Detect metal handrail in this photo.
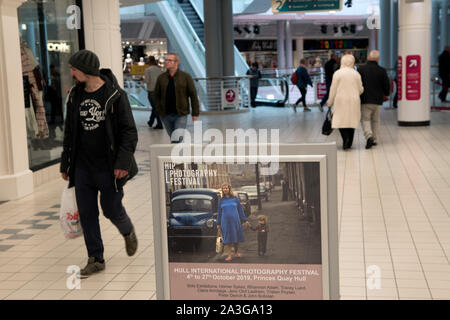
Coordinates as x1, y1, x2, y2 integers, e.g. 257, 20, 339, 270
193, 75, 252, 81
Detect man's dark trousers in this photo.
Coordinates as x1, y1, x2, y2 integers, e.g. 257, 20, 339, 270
75, 166, 133, 260
250, 86, 258, 107
148, 91, 162, 127
320, 82, 332, 107
439, 74, 449, 102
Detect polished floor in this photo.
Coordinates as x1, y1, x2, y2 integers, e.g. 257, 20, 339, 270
0, 104, 450, 300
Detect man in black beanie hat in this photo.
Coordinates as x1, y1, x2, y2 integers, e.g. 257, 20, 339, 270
61, 49, 139, 277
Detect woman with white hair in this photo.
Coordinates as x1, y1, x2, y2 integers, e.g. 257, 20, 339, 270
327, 54, 364, 150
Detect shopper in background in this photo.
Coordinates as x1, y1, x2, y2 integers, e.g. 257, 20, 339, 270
438, 45, 450, 103
358, 50, 390, 149
144, 56, 163, 129
293, 58, 313, 112
328, 54, 364, 150
61, 50, 139, 276
154, 52, 199, 143
246, 62, 262, 108
320, 53, 339, 111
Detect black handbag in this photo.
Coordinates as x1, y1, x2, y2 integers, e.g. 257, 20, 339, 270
322, 109, 333, 136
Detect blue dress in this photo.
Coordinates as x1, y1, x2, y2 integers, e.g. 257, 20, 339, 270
217, 197, 247, 244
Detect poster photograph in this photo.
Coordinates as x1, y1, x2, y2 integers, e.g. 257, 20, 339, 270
157, 155, 329, 300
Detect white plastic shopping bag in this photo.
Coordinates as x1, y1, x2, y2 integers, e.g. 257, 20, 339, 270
59, 186, 83, 239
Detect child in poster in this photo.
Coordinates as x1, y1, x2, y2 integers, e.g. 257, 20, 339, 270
251, 215, 269, 256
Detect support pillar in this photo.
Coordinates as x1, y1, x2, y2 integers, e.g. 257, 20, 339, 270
398, 0, 431, 126
391, 0, 399, 70
277, 20, 286, 69
294, 38, 303, 67
369, 28, 378, 52
440, 0, 448, 52
221, 0, 234, 76
379, 0, 391, 68
285, 21, 293, 69
204, 0, 222, 77
431, 0, 440, 67
0, 0, 33, 201
82, 0, 123, 87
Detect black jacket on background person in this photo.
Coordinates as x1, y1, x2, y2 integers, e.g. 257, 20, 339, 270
60, 68, 138, 190
357, 61, 391, 105
439, 50, 450, 78
324, 59, 338, 84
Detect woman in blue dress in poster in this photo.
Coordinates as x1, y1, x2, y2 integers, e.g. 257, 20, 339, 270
217, 184, 250, 261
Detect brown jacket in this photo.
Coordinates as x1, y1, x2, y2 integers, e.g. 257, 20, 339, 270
154, 69, 200, 117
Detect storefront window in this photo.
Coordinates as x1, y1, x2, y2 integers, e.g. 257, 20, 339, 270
121, 40, 167, 108
18, 0, 83, 171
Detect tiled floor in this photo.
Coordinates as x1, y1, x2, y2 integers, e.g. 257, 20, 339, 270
0, 104, 450, 300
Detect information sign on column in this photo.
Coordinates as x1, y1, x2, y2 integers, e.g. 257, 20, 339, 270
317, 83, 327, 100
397, 56, 402, 101
405, 55, 421, 101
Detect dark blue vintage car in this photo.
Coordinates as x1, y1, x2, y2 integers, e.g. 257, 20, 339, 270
167, 189, 219, 249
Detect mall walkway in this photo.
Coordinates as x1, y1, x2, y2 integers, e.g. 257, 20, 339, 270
0, 105, 450, 300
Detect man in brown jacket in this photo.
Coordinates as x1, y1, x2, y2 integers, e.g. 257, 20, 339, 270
154, 53, 199, 143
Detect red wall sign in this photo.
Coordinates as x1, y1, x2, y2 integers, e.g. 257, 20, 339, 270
397, 56, 402, 101
316, 83, 327, 100
406, 55, 421, 100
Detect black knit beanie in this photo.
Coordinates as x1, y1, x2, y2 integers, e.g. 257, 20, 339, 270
69, 50, 100, 76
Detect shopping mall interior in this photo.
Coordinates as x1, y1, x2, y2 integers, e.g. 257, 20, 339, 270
0, 0, 449, 301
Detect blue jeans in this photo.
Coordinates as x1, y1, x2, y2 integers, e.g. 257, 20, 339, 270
161, 114, 188, 143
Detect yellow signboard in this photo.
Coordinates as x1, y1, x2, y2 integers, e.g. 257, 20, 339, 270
131, 64, 149, 76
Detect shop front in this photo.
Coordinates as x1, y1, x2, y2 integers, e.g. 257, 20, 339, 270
235, 39, 278, 69
303, 38, 369, 67
121, 39, 167, 109
18, 0, 84, 171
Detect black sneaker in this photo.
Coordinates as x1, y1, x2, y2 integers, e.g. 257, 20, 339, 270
80, 257, 105, 277
124, 228, 138, 256
154, 125, 163, 129
147, 120, 154, 128
366, 137, 375, 149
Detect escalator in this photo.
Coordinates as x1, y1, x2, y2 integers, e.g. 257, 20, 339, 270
144, 0, 249, 77
178, 1, 204, 44
255, 77, 289, 107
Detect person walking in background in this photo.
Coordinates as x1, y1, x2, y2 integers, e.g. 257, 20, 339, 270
217, 184, 250, 262
246, 62, 262, 108
61, 50, 139, 276
320, 53, 339, 111
154, 53, 199, 143
144, 56, 163, 129
328, 54, 364, 150
294, 58, 313, 112
438, 46, 450, 103
250, 215, 269, 256
358, 50, 390, 149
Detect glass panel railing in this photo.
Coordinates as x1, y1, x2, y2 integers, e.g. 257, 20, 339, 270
255, 77, 289, 107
